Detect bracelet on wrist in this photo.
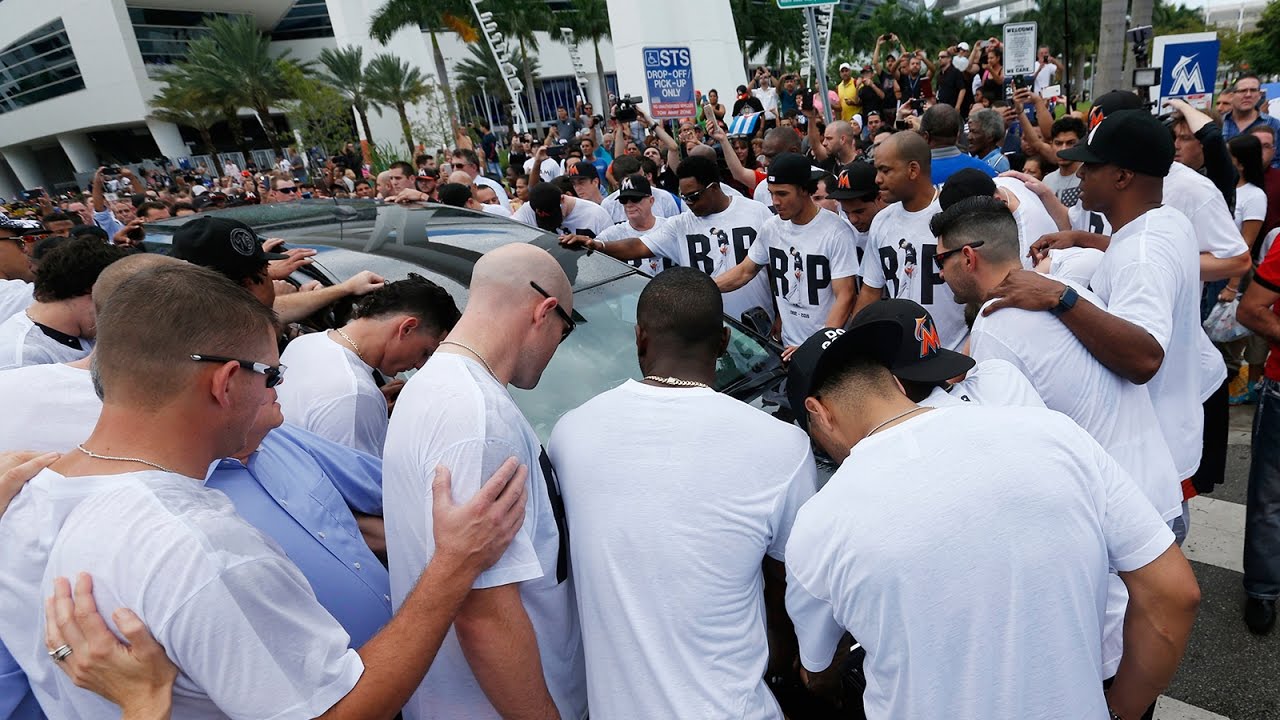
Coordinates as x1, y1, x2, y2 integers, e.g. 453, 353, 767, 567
1226, 286, 1240, 293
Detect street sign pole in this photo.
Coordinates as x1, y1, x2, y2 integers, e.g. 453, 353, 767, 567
805, 7, 833, 125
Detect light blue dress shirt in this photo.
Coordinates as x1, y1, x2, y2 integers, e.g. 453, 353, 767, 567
91, 209, 123, 241
206, 423, 392, 649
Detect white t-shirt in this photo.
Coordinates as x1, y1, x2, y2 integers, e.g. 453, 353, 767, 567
1047, 247, 1105, 287
548, 380, 820, 720
597, 215, 674, 276
1032, 61, 1058, 94
785, 405, 1174, 720
524, 157, 565, 183
277, 331, 388, 457
641, 196, 776, 323
749, 208, 859, 347
382, 353, 586, 720
971, 279, 1183, 522
0, 312, 92, 371
480, 202, 511, 217
1069, 201, 1112, 235
753, 179, 774, 208
0, 279, 32, 323
862, 198, 968, 351
473, 174, 512, 211
920, 358, 1046, 409
753, 86, 780, 119
0, 363, 97, 452
0, 469, 364, 719
600, 187, 682, 221
1091, 206, 1206, 479
1165, 161, 1248, 262
1235, 182, 1268, 230
995, 176, 1059, 268
511, 197, 614, 238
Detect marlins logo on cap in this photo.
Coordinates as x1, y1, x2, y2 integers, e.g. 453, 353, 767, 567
229, 227, 258, 256
914, 316, 941, 359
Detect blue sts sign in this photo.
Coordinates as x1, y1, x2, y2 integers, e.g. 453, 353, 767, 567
643, 47, 695, 119
1159, 38, 1219, 110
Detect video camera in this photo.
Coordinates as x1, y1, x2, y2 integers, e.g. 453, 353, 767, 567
614, 95, 643, 123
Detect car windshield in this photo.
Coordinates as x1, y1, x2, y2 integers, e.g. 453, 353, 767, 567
509, 274, 777, 441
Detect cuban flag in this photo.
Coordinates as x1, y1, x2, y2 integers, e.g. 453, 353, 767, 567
727, 112, 761, 136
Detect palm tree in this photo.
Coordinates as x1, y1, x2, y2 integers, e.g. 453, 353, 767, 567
317, 45, 377, 148
453, 44, 541, 125
150, 73, 222, 157
365, 54, 430, 155
180, 15, 305, 156
553, 0, 611, 109
490, 0, 551, 134
158, 58, 251, 158
369, 0, 472, 135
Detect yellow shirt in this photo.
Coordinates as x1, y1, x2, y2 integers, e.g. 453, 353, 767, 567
837, 78, 861, 122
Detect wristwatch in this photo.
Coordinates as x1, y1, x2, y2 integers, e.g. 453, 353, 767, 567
1049, 285, 1079, 317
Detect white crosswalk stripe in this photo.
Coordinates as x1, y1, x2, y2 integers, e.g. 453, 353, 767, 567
1155, 695, 1233, 720
1182, 496, 1246, 574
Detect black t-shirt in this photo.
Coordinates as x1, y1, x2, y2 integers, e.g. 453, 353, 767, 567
935, 66, 966, 107
897, 73, 933, 102
732, 95, 765, 116
878, 71, 897, 105
859, 82, 884, 114
507, 151, 529, 173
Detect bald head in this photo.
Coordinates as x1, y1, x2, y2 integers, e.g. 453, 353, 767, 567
688, 144, 717, 161
470, 244, 571, 312
884, 131, 931, 171
763, 127, 803, 156
828, 121, 856, 142
93, 253, 184, 313
448, 170, 473, 185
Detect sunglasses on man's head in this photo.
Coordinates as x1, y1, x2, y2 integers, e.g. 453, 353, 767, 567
530, 281, 575, 342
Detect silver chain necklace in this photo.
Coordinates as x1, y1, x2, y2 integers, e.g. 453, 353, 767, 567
76, 444, 178, 475
863, 406, 928, 440
643, 375, 711, 389
439, 340, 498, 380
333, 327, 363, 360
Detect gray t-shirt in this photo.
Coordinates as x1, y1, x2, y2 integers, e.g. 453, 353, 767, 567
1041, 168, 1082, 207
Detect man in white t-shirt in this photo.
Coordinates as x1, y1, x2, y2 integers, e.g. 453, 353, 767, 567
939, 168, 1057, 269
549, 267, 819, 720
278, 275, 459, 456
1032, 47, 1061, 95
855, 130, 967, 350
451, 148, 511, 211
753, 75, 780, 122
592, 175, 673, 276
565, 160, 606, 205
782, 323, 1200, 720
525, 144, 566, 183
0, 262, 529, 719
0, 238, 126, 371
383, 244, 587, 720
752, 128, 805, 208
1040, 116, 1088, 207
987, 109, 1209, 531
512, 183, 613, 240
715, 153, 858, 356
0, 216, 39, 323
561, 156, 776, 324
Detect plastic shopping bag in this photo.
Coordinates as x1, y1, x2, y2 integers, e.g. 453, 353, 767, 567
1204, 298, 1252, 343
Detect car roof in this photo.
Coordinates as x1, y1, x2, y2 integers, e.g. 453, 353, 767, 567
145, 199, 636, 303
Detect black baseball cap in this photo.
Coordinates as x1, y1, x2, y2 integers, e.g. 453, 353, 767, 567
786, 327, 853, 430
938, 167, 997, 210
826, 162, 879, 201
766, 152, 825, 187
617, 174, 652, 201
171, 215, 285, 278
567, 161, 599, 182
847, 299, 974, 383
527, 183, 564, 232
1087, 90, 1144, 131
0, 215, 45, 235
1057, 108, 1174, 178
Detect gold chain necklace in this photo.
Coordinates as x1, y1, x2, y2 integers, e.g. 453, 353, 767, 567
333, 327, 363, 360
439, 340, 497, 379
643, 375, 711, 389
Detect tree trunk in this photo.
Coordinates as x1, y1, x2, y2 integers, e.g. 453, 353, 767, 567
396, 103, 415, 156
225, 107, 251, 159
429, 30, 461, 136
199, 127, 216, 158
1095, 0, 1129, 100
593, 39, 610, 112
357, 106, 375, 151
519, 37, 544, 139
255, 102, 283, 157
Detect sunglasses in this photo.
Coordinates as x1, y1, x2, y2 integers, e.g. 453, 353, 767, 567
933, 240, 985, 271
276, 186, 298, 194
619, 196, 646, 205
679, 188, 705, 204
530, 281, 575, 342
190, 354, 286, 388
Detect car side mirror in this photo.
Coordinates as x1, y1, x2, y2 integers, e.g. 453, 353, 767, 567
740, 307, 772, 338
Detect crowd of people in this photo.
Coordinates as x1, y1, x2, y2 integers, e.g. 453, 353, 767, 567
2, 34, 1280, 720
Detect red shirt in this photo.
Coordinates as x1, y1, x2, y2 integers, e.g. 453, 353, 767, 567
1254, 243, 1280, 381
1261, 167, 1280, 256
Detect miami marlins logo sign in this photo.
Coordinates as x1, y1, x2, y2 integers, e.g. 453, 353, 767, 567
914, 315, 940, 358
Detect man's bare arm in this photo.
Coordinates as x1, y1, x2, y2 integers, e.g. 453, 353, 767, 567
1199, 251, 1252, 282
716, 258, 765, 293
823, 276, 857, 329
851, 281, 884, 320
559, 234, 655, 261
1109, 545, 1200, 719
709, 120, 760, 190
455, 585, 559, 720
274, 271, 385, 324
1239, 281, 1280, 345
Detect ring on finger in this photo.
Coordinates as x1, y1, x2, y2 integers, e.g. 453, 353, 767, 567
48, 644, 72, 662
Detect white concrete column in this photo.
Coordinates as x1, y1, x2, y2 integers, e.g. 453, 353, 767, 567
56, 132, 99, 174
146, 119, 189, 160
606, 0, 742, 120
1, 146, 46, 190
0, 158, 19, 203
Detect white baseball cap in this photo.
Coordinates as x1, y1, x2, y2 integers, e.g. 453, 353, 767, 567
957, 42, 971, 51
839, 62, 853, 71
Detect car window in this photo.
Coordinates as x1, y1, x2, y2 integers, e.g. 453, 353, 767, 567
508, 274, 776, 442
